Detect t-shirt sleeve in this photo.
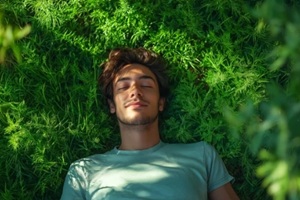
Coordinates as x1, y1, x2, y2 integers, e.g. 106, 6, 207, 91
61, 161, 87, 200
204, 142, 234, 192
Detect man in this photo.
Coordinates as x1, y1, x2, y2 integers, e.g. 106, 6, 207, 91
61, 48, 239, 200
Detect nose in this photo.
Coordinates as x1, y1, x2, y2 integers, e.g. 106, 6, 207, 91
130, 85, 143, 98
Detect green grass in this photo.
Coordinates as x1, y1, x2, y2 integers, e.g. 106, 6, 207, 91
1, 0, 299, 199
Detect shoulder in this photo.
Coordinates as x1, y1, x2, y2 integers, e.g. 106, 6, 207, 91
163, 141, 214, 152
162, 141, 222, 165
67, 151, 112, 176
70, 154, 102, 166
160, 141, 217, 160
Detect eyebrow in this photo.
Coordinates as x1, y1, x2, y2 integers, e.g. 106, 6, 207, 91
115, 75, 156, 85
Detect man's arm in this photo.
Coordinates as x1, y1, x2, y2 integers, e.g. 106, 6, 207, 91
61, 162, 87, 200
208, 183, 239, 200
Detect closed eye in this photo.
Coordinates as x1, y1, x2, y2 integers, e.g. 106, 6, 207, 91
141, 85, 152, 88
117, 86, 129, 91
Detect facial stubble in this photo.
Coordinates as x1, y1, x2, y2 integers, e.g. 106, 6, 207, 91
117, 112, 159, 126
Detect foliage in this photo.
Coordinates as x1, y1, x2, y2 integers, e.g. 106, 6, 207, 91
225, 0, 300, 199
0, 0, 296, 199
0, 11, 31, 63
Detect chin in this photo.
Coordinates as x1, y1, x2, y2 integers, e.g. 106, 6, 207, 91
118, 115, 157, 126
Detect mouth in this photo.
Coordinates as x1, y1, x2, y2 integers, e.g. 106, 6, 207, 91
126, 102, 147, 109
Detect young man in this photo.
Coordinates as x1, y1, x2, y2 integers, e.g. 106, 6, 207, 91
61, 48, 239, 200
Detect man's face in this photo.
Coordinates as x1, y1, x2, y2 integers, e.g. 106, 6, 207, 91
109, 64, 165, 126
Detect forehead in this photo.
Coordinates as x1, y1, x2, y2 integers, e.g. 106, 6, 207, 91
114, 64, 157, 82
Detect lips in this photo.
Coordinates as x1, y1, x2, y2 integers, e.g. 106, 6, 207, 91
125, 101, 147, 108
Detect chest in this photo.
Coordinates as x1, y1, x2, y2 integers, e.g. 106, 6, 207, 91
86, 160, 208, 199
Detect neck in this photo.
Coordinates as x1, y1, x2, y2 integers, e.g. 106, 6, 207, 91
118, 119, 160, 150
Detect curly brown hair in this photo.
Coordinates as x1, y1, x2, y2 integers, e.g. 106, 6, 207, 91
98, 48, 169, 102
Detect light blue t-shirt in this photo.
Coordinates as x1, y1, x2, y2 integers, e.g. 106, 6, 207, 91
61, 141, 233, 200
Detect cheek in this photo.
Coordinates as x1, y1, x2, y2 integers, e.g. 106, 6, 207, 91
114, 94, 126, 107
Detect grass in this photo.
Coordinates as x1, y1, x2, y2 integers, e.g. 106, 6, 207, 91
1, 0, 299, 199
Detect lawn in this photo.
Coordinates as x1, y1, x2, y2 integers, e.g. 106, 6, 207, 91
0, 0, 299, 199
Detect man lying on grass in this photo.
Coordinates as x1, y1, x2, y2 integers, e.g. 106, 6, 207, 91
61, 48, 239, 200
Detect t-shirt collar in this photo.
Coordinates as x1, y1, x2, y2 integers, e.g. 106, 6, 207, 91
111, 140, 164, 155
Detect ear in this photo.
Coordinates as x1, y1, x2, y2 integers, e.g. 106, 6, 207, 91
108, 99, 116, 114
158, 97, 165, 112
